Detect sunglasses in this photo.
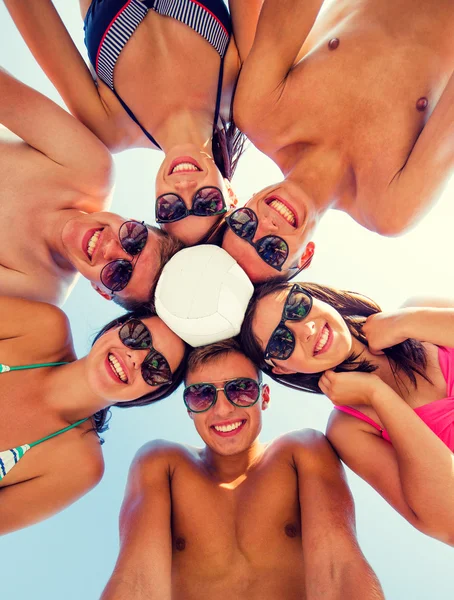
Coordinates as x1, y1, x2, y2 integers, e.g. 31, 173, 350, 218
226, 208, 293, 271
155, 187, 226, 223
264, 284, 313, 366
119, 319, 172, 386
183, 377, 261, 413
100, 221, 148, 293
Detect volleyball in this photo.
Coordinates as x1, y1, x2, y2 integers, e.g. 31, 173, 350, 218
154, 245, 254, 347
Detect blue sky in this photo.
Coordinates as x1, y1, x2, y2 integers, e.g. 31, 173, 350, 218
1, 2, 453, 598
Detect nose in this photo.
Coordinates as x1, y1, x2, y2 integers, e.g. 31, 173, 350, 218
126, 348, 149, 370
102, 237, 127, 261
213, 391, 236, 418
299, 319, 316, 343
254, 208, 279, 239
173, 180, 198, 194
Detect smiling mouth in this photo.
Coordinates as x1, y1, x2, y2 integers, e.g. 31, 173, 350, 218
86, 229, 103, 260
313, 324, 332, 355
211, 420, 246, 436
108, 353, 128, 383
168, 157, 202, 175
266, 197, 297, 227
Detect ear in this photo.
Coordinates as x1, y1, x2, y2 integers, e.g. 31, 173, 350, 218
272, 364, 298, 376
223, 178, 238, 209
261, 383, 270, 410
297, 241, 315, 270
91, 282, 113, 301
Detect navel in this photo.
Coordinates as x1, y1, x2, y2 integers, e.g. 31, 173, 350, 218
285, 523, 299, 538
416, 97, 428, 112
175, 537, 186, 551
328, 38, 340, 51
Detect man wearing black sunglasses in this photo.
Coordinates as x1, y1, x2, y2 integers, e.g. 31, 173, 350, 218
227, 0, 454, 277
0, 69, 181, 307
101, 339, 383, 600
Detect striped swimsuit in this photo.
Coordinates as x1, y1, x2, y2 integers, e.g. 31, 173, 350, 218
84, 0, 232, 148
0, 361, 89, 482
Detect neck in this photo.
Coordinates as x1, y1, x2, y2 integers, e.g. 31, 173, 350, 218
284, 146, 355, 215
152, 110, 215, 154
45, 359, 112, 421
43, 209, 83, 271
202, 439, 266, 483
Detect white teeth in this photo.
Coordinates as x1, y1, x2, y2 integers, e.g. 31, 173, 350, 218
171, 162, 200, 174
314, 326, 329, 354
108, 353, 127, 382
213, 421, 243, 433
269, 199, 296, 226
87, 230, 101, 258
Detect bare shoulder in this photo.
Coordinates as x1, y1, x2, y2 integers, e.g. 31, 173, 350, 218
130, 439, 199, 481
273, 428, 333, 455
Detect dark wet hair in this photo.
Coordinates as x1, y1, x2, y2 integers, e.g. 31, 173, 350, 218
185, 338, 261, 384
212, 116, 247, 181
240, 279, 429, 395
112, 226, 184, 312
91, 306, 189, 434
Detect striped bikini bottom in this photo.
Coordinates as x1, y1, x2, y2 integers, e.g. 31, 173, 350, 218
84, 0, 232, 148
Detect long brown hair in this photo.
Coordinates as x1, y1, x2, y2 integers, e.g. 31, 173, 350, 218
239, 279, 429, 394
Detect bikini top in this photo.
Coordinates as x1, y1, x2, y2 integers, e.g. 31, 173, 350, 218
335, 346, 454, 452
0, 361, 89, 482
84, 0, 232, 149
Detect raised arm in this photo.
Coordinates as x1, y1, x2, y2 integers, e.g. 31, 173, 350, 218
380, 71, 454, 235
293, 430, 384, 600
323, 371, 454, 545
234, 0, 324, 128
0, 67, 113, 198
101, 441, 174, 600
3, 0, 121, 149
228, 0, 264, 63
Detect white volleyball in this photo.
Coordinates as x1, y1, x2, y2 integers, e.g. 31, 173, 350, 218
155, 245, 254, 347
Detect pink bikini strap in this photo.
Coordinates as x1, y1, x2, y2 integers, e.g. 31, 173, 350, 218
335, 405, 384, 434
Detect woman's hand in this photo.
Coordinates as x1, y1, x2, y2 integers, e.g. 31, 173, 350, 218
319, 370, 386, 406
362, 311, 411, 354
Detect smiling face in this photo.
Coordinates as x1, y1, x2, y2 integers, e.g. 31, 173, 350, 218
60, 212, 163, 303
222, 181, 317, 282
252, 285, 354, 375
86, 316, 186, 403
186, 352, 270, 457
155, 146, 235, 246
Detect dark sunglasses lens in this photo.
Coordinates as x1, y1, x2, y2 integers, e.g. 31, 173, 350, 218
156, 194, 187, 222
119, 221, 148, 255
228, 208, 257, 240
192, 188, 226, 216
225, 378, 260, 406
267, 326, 295, 360
142, 350, 172, 386
119, 319, 152, 350
101, 260, 133, 292
255, 236, 288, 269
284, 288, 312, 320
184, 384, 216, 412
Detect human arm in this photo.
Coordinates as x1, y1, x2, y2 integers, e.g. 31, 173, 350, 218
234, 0, 324, 129
378, 71, 454, 236
0, 67, 113, 197
0, 436, 103, 535
100, 441, 174, 600
3, 0, 122, 149
362, 306, 454, 354
293, 430, 384, 599
322, 371, 454, 545
228, 0, 264, 63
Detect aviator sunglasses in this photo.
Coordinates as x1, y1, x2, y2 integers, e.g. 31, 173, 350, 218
264, 285, 313, 366
226, 208, 292, 271
183, 377, 262, 413
100, 221, 148, 293
119, 318, 172, 386
155, 187, 227, 223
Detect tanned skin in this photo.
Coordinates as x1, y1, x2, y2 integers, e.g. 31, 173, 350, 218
101, 351, 383, 600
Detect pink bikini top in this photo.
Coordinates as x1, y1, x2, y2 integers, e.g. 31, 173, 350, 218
335, 346, 454, 452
